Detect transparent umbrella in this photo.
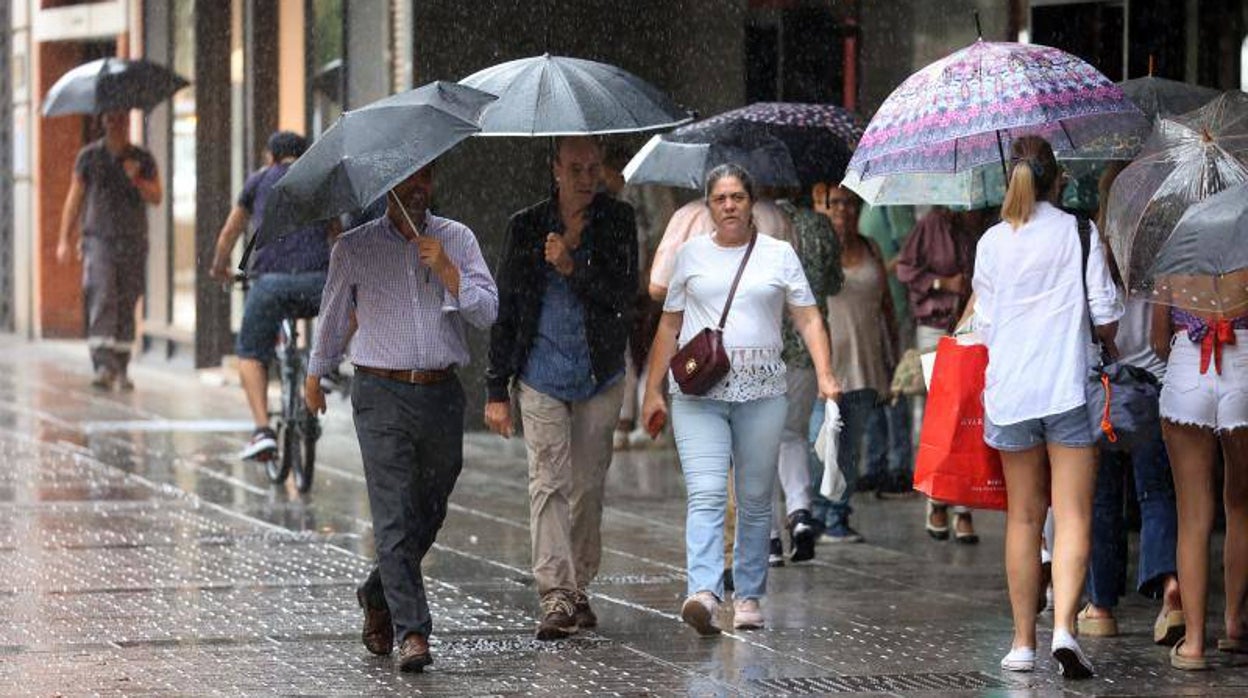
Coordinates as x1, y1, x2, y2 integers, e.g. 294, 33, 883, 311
1104, 92, 1248, 302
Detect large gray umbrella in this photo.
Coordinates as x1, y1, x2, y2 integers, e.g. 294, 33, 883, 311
1150, 181, 1248, 314
459, 54, 691, 136
42, 57, 189, 117
255, 81, 496, 248
1119, 76, 1221, 121
623, 132, 800, 189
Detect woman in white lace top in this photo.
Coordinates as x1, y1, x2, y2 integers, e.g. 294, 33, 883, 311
642, 164, 840, 636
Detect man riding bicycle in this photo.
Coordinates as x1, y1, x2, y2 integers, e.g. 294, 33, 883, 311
209, 131, 335, 461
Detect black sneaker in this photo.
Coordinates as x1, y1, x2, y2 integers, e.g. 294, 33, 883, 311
768, 538, 785, 567
240, 427, 278, 461
788, 509, 818, 562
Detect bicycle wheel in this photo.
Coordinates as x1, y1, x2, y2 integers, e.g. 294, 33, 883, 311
280, 417, 302, 488
265, 421, 291, 484
291, 413, 319, 493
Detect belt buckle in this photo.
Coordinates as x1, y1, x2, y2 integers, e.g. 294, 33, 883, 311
408, 369, 420, 384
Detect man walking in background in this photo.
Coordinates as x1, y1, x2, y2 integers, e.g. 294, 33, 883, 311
56, 110, 162, 391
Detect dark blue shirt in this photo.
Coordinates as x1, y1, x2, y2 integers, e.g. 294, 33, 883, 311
520, 246, 621, 402
241, 163, 331, 275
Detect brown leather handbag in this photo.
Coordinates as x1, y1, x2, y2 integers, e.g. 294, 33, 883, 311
669, 234, 757, 395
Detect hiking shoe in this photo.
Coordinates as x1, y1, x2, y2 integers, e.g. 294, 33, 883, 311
90, 367, 116, 391
535, 591, 578, 640
768, 538, 785, 567
788, 510, 817, 563
732, 598, 765, 630
680, 591, 721, 636
572, 590, 597, 629
240, 427, 278, 460
821, 520, 864, 544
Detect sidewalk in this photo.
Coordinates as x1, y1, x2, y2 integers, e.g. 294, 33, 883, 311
0, 335, 1244, 696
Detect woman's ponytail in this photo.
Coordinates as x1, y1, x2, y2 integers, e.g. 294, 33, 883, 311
1000, 135, 1059, 230
1001, 161, 1037, 229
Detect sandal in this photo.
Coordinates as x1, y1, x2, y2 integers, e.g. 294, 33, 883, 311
925, 501, 949, 540
953, 512, 979, 545
1218, 637, 1247, 654
1169, 638, 1210, 671
1153, 609, 1185, 646
1077, 604, 1119, 637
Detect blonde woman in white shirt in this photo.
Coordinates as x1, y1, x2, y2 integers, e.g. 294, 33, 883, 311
973, 136, 1123, 679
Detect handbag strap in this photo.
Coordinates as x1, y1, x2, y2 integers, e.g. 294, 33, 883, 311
716, 232, 758, 331
1075, 215, 1112, 366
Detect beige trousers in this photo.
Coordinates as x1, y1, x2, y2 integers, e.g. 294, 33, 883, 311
518, 380, 625, 596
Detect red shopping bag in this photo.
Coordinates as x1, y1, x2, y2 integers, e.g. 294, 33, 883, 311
913, 336, 1007, 510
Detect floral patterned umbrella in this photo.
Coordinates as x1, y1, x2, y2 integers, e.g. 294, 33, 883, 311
667, 102, 865, 186
846, 40, 1148, 183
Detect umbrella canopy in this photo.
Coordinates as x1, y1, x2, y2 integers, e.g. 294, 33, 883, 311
255, 81, 496, 247
1148, 181, 1248, 314
844, 157, 1104, 209
1119, 76, 1221, 121
667, 103, 864, 186
623, 131, 800, 189
1105, 91, 1248, 298
42, 57, 189, 117
459, 53, 691, 136
846, 40, 1148, 182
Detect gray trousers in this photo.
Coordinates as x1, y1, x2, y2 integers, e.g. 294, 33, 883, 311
353, 372, 464, 643
83, 237, 146, 373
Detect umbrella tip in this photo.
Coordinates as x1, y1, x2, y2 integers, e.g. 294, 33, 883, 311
1148, 55, 1155, 77
973, 10, 983, 40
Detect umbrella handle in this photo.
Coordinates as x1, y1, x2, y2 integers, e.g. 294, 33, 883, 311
388, 190, 431, 282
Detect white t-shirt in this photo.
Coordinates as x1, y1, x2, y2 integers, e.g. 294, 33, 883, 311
649, 199, 797, 291
664, 234, 815, 401
973, 203, 1124, 425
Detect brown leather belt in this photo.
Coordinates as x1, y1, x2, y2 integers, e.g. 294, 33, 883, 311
354, 365, 455, 385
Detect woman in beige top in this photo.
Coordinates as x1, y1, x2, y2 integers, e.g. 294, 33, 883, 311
815, 185, 898, 543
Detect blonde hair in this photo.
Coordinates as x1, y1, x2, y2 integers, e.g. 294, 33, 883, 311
1000, 135, 1058, 230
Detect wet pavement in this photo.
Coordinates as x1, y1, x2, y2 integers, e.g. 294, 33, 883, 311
0, 335, 1245, 696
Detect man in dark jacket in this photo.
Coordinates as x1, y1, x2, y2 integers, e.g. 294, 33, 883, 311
484, 136, 637, 640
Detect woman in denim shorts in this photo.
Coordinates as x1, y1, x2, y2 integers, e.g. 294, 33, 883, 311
972, 137, 1122, 679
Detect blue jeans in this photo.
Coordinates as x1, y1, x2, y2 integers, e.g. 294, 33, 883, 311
1086, 430, 1178, 607
866, 395, 913, 483
809, 389, 878, 528
236, 271, 327, 363
671, 394, 787, 600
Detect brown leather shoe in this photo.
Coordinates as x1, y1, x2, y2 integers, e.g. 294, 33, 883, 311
572, 591, 597, 629
535, 591, 578, 640
357, 588, 393, 656
398, 633, 433, 672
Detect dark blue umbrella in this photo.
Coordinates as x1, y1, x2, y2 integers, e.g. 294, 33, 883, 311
460, 54, 691, 136
42, 57, 189, 117
669, 102, 864, 186
254, 81, 496, 249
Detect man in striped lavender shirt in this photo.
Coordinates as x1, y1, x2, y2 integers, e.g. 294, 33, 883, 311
304, 164, 498, 672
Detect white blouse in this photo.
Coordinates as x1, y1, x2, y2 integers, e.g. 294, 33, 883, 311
665, 233, 815, 402
973, 203, 1123, 425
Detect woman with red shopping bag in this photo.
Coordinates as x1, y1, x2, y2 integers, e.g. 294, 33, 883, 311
973, 137, 1122, 680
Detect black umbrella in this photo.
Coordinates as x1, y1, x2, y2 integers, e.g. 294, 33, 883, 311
42, 57, 189, 117
623, 128, 801, 189
459, 53, 691, 136
255, 81, 496, 249
1119, 76, 1221, 121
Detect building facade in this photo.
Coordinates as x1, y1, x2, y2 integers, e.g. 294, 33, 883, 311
5, 0, 1246, 413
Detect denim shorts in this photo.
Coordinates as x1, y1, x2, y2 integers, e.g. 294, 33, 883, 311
984, 404, 1094, 452
236, 272, 326, 363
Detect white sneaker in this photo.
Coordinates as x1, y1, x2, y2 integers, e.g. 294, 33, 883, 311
1051, 628, 1094, 679
680, 592, 721, 636
240, 427, 278, 460
1000, 646, 1036, 672
732, 598, 765, 630
612, 429, 629, 451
